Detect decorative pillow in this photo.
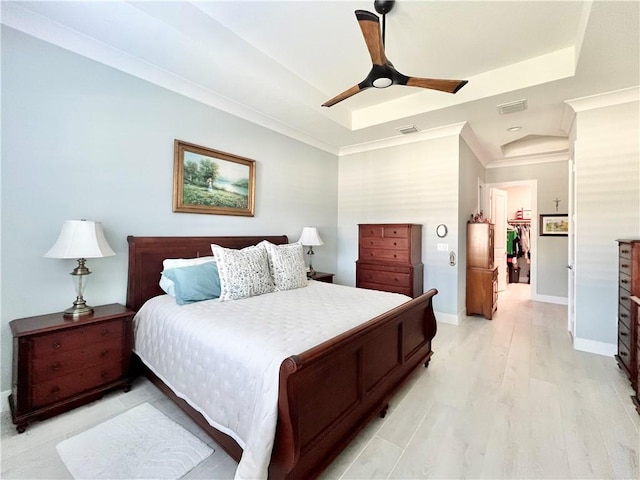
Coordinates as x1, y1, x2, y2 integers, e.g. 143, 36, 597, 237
211, 243, 275, 301
260, 241, 308, 291
162, 262, 221, 306
159, 256, 216, 296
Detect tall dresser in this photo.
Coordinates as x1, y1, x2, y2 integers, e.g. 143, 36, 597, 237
616, 239, 640, 401
356, 224, 423, 298
466, 222, 498, 319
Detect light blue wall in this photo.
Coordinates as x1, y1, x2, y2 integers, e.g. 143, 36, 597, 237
337, 134, 461, 317
573, 100, 640, 345
1, 27, 338, 391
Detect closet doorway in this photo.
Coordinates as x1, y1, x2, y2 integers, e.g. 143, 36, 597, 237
486, 180, 537, 300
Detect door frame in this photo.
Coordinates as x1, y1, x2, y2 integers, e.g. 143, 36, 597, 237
485, 179, 538, 298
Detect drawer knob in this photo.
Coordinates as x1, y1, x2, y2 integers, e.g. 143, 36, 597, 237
51, 362, 61, 371
393, 242, 397, 246
370, 241, 373, 245
100, 349, 110, 357
621, 296, 629, 301
621, 264, 629, 268
620, 351, 628, 357
52, 341, 61, 349
393, 254, 397, 258
51, 386, 60, 394
621, 250, 629, 254
621, 279, 629, 284
621, 331, 629, 336
393, 230, 397, 234
621, 313, 628, 318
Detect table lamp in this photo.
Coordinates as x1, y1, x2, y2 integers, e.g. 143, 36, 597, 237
44, 220, 115, 318
298, 226, 324, 276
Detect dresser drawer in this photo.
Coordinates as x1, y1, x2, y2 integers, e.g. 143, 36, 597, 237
31, 361, 123, 408
620, 302, 632, 329
359, 248, 410, 263
31, 338, 123, 384
357, 281, 411, 296
359, 225, 410, 238
618, 338, 632, 373
31, 320, 123, 358
357, 268, 411, 287
620, 244, 632, 260
619, 319, 632, 351
360, 237, 409, 250
620, 286, 632, 311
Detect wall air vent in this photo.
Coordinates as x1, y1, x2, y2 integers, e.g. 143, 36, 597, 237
396, 125, 419, 134
496, 99, 528, 115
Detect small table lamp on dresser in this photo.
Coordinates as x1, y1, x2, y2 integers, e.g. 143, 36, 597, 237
298, 226, 324, 276
44, 220, 115, 318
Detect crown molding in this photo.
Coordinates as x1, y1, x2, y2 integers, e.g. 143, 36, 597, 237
338, 122, 466, 156
565, 86, 639, 112
485, 151, 568, 169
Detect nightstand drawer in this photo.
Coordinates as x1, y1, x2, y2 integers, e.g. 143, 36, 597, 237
31, 320, 123, 358
31, 361, 123, 408
31, 338, 123, 384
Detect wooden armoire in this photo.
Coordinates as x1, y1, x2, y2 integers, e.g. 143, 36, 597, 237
616, 239, 640, 414
466, 222, 498, 319
356, 224, 423, 298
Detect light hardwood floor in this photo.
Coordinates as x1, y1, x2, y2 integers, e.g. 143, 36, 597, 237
2, 284, 639, 479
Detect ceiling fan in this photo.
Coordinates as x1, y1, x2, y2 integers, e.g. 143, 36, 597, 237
322, 0, 468, 107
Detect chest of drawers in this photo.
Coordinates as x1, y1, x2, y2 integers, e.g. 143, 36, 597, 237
356, 224, 423, 298
9, 303, 134, 432
616, 240, 640, 393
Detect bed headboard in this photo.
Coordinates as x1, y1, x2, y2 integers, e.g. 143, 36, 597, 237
126, 235, 288, 311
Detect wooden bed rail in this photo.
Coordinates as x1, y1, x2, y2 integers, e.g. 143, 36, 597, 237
270, 289, 438, 479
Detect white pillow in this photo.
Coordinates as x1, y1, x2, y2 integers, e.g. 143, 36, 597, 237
260, 241, 308, 291
210, 244, 275, 301
160, 256, 216, 296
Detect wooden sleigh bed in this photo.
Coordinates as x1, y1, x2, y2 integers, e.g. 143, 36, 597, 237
126, 235, 438, 479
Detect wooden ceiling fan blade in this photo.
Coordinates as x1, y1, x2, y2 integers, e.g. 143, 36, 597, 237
405, 77, 468, 94
355, 10, 386, 66
322, 84, 364, 107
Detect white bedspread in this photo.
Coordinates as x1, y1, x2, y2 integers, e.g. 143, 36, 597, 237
133, 281, 410, 480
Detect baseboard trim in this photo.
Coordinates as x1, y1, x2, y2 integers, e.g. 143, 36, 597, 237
573, 337, 616, 357
435, 311, 460, 326
1, 390, 10, 413
531, 293, 568, 305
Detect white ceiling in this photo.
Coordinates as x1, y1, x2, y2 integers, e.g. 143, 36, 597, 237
3, 1, 639, 164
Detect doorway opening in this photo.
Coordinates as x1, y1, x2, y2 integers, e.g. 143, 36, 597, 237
485, 180, 537, 300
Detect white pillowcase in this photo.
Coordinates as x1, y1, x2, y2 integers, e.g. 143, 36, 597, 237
260, 241, 308, 291
210, 244, 275, 301
160, 256, 216, 296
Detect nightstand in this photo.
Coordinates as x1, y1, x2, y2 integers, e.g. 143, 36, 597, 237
9, 303, 134, 433
309, 271, 334, 283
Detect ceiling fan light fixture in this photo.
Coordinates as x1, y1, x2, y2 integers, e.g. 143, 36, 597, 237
373, 77, 393, 88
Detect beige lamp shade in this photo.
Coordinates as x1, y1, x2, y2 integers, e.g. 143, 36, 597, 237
45, 220, 115, 259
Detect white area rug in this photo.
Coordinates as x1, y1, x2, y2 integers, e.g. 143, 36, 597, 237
56, 403, 213, 479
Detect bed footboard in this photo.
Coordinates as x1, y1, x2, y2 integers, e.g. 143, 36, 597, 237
270, 288, 438, 479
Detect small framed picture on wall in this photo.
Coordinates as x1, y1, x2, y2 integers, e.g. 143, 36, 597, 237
539, 214, 568, 236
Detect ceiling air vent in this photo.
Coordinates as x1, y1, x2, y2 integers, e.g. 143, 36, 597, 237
496, 99, 528, 115
396, 125, 419, 135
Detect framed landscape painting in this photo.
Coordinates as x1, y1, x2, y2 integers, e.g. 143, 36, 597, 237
173, 140, 255, 216
539, 214, 568, 236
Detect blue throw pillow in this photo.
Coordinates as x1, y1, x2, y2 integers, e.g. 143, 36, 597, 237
162, 262, 221, 305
